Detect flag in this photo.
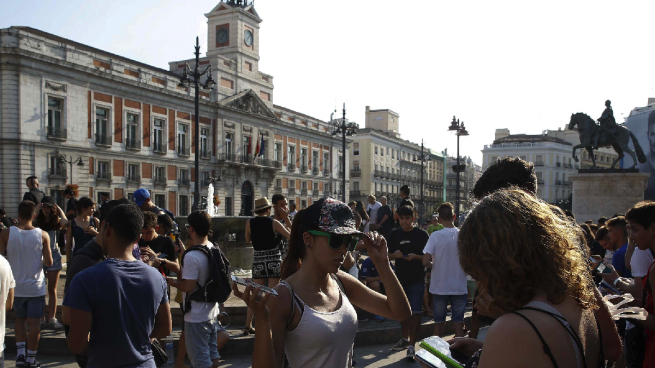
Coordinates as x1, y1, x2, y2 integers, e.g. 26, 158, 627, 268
254, 132, 261, 157
259, 133, 265, 157
247, 135, 252, 155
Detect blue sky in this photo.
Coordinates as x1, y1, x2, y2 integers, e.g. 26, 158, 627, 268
3, 0, 655, 163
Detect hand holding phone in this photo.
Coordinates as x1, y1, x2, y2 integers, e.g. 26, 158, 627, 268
231, 275, 278, 296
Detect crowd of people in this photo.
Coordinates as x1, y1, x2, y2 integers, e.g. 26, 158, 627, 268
1, 157, 655, 367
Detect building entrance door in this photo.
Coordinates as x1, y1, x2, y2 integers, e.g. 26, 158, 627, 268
240, 181, 254, 216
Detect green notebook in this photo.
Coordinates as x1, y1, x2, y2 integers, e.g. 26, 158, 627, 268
415, 336, 464, 368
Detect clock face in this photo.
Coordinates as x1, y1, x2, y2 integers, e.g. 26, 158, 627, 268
216, 28, 229, 45
244, 30, 253, 46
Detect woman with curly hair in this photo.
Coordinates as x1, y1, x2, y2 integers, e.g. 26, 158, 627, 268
452, 189, 602, 368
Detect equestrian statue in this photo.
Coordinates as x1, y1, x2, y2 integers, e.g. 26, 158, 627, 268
569, 100, 646, 169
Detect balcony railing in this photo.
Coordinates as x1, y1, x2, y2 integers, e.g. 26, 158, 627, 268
153, 142, 166, 154
288, 188, 296, 196
556, 162, 561, 167
96, 172, 111, 181
313, 166, 319, 175
126, 138, 141, 150
95, 134, 111, 146
374, 170, 382, 178
288, 163, 296, 171
178, 178, 191, 186
563, 180, 571, 186
127, 174, 141, 184
301, 165, 308, 174
48, 166, 67, 178
178, 146, 190, 156
154, 176, 167, 185
324, 169, 330, 177
351, 168, 361, 177
274, 186, 282, 193
350, 190, 361, 197
339, 171, 344, 179
301, 188, 308, 196
273, 160, 283, 169
312, 189, 320, 197
201, 179, 211, 187
200, 150, 211, 159
47, 126, 67, 139
534, 162, 544, 167
537, 179, 544, 185
218, 153, 238, 162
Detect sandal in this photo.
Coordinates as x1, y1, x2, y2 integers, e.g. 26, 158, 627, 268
243, 327, 256, 335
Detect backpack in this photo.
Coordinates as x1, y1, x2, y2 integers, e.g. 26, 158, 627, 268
181, 243, 232, 312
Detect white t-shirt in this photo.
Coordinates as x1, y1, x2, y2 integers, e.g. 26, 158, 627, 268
0, 256, 15, 352
7, 227, 46, 297
182, 247, 220, 323
423, 227, 467, 295
365, 202, 382, 232
630, 247, 655, 278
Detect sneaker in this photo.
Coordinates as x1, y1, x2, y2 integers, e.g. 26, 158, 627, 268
40, 320, 46, 329
24, 362, 41, 367
391, 338, 410, 351
16, 354, 26, 367
49, 318, 64, 330
406, 346, 415, 360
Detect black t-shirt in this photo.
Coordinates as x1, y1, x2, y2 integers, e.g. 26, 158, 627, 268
377, 205, 393, 230
66, 197, 78, 217
387, 227, 429, 285
138, 235, 176, 275
23, 189, 45, 205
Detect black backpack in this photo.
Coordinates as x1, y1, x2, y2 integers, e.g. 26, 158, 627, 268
181, 243, 232, 312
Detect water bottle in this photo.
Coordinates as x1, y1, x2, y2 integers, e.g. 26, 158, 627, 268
166, 335, 174, 364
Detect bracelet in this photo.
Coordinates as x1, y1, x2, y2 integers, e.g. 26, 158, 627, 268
613, 278, 621, 287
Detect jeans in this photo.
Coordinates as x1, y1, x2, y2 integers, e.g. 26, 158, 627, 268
433, 294, 468, 323
402, 282, 425, 314
185, 319, 221, 368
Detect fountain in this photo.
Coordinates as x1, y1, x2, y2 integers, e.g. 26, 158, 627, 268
205, 182, 221, 217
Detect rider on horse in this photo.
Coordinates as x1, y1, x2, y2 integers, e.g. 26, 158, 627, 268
594, 100, 618, 149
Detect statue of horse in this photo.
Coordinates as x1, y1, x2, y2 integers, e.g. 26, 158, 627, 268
568, 113, 646, 169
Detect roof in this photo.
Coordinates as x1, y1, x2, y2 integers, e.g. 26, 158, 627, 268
493, 134, 572, 146
10, 26, 179, 78
273, 104, 328, 124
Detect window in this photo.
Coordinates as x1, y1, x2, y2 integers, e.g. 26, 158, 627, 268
354, 182, 359, 190
50, 189, 65, 209
97, 161, 110, 180
126, 113, 139, 149
178, 124, 188, 154
301, 200, 307, 209
179, 195, 189, 216
180, 169, 189, 182
49, 155, 65, 176
375, 146, 378, 155
302, 181, 307, 189
128, 164, 139, 181
323, 152, 329, 173
276, 179, 282, 188
202, 171, 210, 185
381, 148, 384, 157
313, 182, 319, 190
288, 146, 296, 165
47, 97, 63, 135
353, 142, 359, 156
386, 147, 389, 156
290, 179, 296, 189
243, 136, 249, 154
225, 132, 234, 154
95, 107, 109, 144
301, 148, 307, 167
536, 155, 543, 164
200, 128, 209, 157
155, 166, 166, 182
154, 119, 165, 152
274, 143, 282, 162
154, 194, 166, 210
375, 163, 378, 171
312, 151, 318, 168
536, 171, 543, 183
353, 160, 360, 170
392, 150, 395, 159
225, 197, 233, 216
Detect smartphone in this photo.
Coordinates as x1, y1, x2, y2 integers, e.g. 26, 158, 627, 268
596, 262, 607, 273
231, 275, 278, 296
158, 253, 168, 259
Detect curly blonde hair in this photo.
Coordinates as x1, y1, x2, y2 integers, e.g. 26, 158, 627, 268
458, 189, 596, 312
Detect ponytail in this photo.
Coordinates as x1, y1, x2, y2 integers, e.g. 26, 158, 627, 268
281, 209, 316, 279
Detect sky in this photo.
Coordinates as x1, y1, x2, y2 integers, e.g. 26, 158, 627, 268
3, 0, 655, 163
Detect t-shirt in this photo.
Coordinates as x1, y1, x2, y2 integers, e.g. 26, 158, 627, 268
426, 223, 444, 235
0, 256, 15, 353
22, 188, 45, 205
376, 205, 393, 231
395, 197, 415, 228
630, 247, 655, 278
66, 197, 78, 217
64, 239, 105, 293
423, 227, 467, 295
138, 236, 176, 276
367, 202, 382, 224
182, 247, 220, 323
387, 227, 429, 285
63, 259, 168, 368
359, 257, 394, 281
612, 243, 632, 278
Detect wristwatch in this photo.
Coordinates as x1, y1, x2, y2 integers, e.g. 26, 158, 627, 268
613, 278, 621, 288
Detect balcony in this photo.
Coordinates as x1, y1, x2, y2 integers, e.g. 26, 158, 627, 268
374, 170, 382, 178
301, 165, 308, 174
537, 179, 544, 185
273, 160, 283, 169
48, 166, 67, 179
153, 176, 167, 185
96, 172, 111, 181
350, 190, 361, 197
274, 186, 282, 193
312, 189, 320, 197
46, 126, 67, 140
200, 150, 211, 159
555, 180, 562, 185
556, 162, 561, 168
201, 178, 211, 187
153, 142, 166, 154
288, 163, 296, 172
177, 146, 190, 157
301, 188, 308, 196
288, 188, 296, 196
127, 174, 141, 185
178, 178, 191, 187
339, 171, 344, 179
126, 138, 141, 150
563, 180, 571, 186
95, 134, 111, 146
218, 153, 238, 162
324, 169, 330, 177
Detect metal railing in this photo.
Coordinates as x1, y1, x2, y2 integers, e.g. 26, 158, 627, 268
153, 142, 166, 153
312, 189, 320, 197
95, 134, 111, 145
301, 165, 308, 174
127, 174, 141, 184
217, 153, 237, 162
126, 138, 141, 150
288, 188, 296, 196
374, 170, 382, 178
555, 180, 562, 185
288, 163, 296, 171
339, 171, 344, 178
313, 167, 319, 175
154, 176, 167, 185
351, 168, 361, 177
324, 169, 330, 177
47, 127, 67, 139
178, 146, 190, 156
534, 162, 544, 167
350, 190, 361, 197
178, 178, 191, 186
201, 179, 211, 187
301, 188, 308, 196
48, 166, 67, 178
274, 186, 283, 193
200, 150, 211, 159
96, 172, 111, 180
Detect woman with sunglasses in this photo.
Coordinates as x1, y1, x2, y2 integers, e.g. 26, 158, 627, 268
34, 196, 69, 330
234, 197, 411, 368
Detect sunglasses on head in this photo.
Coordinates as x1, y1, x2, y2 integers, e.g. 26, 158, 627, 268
308, 230, 362, 251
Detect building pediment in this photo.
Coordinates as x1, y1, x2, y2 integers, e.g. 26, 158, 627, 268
219, 89, 278, 120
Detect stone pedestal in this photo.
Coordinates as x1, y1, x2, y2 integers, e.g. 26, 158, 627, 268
569, 172, 650, 222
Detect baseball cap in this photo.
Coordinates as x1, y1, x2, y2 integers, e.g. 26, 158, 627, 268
133, 188, 150, 207
41, 196, 56, 207
301, 197, 362, 235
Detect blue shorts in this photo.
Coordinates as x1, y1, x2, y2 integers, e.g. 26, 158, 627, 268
13, 296, 46, 319
185, 319, 220, 367
402, 282, 425, 314
433, 294, 468, 323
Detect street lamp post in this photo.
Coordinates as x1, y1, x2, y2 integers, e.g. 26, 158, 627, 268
413, 140, 430, 226
56, 150, 84, 186
178, 36, 216, 212
448, 116, 469, 223
331, 103, 358, 203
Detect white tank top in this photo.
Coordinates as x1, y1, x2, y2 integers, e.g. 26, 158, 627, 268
7, 227, 46, 297
282, 275, 358, 368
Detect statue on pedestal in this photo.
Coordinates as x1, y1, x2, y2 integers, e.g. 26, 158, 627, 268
569, 100, 647, 169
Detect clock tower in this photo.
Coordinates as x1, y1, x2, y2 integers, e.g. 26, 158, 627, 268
206, 1, 261, 68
